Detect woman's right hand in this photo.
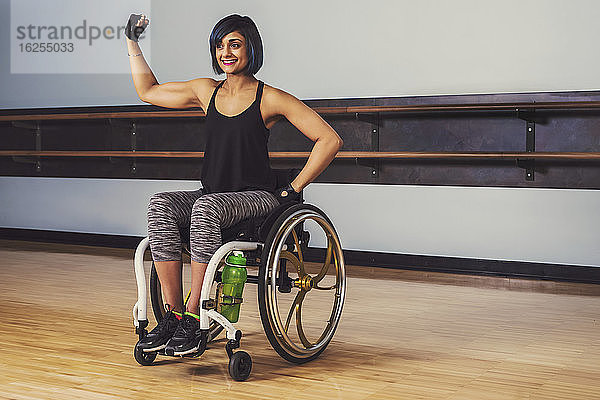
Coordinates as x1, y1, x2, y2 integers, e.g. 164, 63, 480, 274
125, 13, 206, 110
125, 14, 149, 42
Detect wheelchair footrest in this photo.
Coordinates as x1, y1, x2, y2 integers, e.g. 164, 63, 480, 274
163, 329, 209, 358
135, 320, 149, 340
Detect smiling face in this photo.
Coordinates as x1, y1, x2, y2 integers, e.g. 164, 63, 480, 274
215, 31, 249, 75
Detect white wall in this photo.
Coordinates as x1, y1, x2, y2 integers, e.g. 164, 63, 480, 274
1, 177, 598, 267
0, 177, 201, 236
2, 0, 600, 108
1, 1, 599, 268
308, 184, 600, 267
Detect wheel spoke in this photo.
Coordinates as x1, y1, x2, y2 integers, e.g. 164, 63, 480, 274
295, 293, 313, 348
314, 244, 338, 289
284, 290, 305, 333
314, 284, 337, 290
291, 229, 304, 265
291, 228, 307, 279
313, 238, 333, 284
280, 250, 304, 276
314, 317, 333, 345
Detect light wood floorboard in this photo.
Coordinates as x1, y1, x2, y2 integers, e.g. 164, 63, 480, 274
0, 240, 598, 400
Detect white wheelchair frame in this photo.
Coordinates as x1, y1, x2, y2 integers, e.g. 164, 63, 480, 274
131, 202, 346, 381
133, 238, 260, 342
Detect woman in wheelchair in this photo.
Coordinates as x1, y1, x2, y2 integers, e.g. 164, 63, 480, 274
126, 14, 343, 356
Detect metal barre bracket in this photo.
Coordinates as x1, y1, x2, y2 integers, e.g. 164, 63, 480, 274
130, 121, 137, 175
11, 121, 41, 172
354, 112, 381, 179
107, 118, 137, 174
516, 108, 536, 181
354, 112, 382, 127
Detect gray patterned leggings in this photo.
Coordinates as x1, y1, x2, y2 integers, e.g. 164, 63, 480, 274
147, 189, 279, 263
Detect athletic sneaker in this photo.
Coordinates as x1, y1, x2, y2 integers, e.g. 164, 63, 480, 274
164, 312, 205, 356
136, 307, 182, 352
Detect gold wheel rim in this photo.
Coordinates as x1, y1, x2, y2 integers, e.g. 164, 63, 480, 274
265, 209, 346, 357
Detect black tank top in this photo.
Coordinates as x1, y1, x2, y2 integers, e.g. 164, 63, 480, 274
201, 80, 276, 194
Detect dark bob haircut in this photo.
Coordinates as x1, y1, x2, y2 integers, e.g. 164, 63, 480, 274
209, 15, 263, 76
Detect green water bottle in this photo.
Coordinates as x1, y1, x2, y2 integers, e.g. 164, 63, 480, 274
220, 251, 247, 323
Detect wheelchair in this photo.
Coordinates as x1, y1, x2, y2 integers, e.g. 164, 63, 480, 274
132, 170, 346, 381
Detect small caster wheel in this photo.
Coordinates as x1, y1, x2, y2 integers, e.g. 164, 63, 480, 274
228, 351, 252, 381
134, 342, 157, 366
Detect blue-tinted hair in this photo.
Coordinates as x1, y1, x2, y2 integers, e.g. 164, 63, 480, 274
209, 15, 263, 76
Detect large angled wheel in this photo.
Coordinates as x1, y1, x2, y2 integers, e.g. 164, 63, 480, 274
150, 262, 224, 342
258, 203, 346, 364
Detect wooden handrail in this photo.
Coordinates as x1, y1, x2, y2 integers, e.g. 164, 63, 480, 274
2, 151, 600, 160
323, 101, 600, 114
0, 111, 206, 121
3, 101, 600, 121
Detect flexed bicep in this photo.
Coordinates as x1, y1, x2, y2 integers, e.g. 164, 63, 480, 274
140, 81, 202, 109
125, 13, 204, 110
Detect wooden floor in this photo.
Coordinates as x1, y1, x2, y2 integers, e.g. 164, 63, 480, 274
0, 239, 599, 400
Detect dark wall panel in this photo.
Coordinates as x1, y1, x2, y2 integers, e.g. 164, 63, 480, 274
1, 91, 599, 188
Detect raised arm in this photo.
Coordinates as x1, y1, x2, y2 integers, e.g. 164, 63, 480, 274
125, 14, 204, 109
264, 87, 343, 194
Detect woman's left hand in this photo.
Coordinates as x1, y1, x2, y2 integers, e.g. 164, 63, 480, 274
276, 183, 301, 204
